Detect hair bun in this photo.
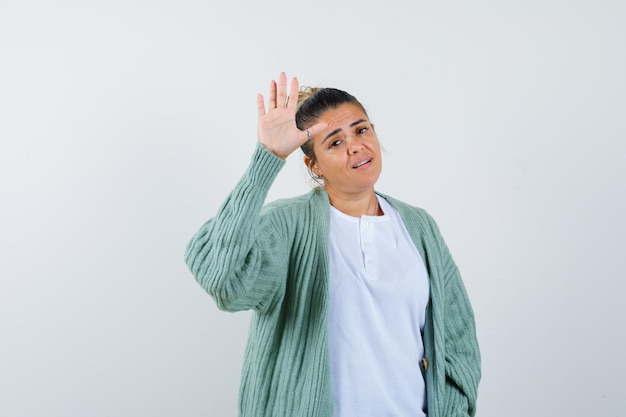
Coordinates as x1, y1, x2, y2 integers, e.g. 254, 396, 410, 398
297, 86, 323, 111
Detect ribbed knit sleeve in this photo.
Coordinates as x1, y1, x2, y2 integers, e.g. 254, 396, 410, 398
184, 143, 288, 313
383, 195, 481, 417
424, 213, 481, 417
434, 220, 481, 416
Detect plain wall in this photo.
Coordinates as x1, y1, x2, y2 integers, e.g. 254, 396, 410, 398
1, 0, 625, 416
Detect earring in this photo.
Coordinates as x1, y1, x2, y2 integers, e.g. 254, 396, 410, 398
308, 169, 323, 181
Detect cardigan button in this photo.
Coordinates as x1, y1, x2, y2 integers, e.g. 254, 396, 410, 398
422, 358, 429, 371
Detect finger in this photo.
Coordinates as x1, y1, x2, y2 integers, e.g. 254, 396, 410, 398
287, 77, 299, 110
268, 80, 277, 109
306, 121, 329, 139
276, 72, 287, 108
257, 93, 266, 117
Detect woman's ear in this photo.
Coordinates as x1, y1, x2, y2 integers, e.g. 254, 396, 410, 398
303, 155, 321, 178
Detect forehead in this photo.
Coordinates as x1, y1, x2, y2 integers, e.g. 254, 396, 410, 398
318, 103, 369, 126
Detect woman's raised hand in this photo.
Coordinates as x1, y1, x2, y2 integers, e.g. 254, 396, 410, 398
257, 72, 327, 160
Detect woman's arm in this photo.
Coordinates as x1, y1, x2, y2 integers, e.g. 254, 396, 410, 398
184, 144, 289, 313
184, 73, 326, 313
432, 217, 481, 417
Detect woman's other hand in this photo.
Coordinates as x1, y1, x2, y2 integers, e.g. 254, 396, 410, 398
257, 72, 326, 160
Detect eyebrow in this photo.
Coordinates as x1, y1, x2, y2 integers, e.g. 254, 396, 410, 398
322, 119, 368, 144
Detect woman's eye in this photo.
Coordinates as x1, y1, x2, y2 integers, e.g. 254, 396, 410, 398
357, 127, 368, 134
330, 139, 342, 147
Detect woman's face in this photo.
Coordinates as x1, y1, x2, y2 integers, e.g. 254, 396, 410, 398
305, 103, 382, 196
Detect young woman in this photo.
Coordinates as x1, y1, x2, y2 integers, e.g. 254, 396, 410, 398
185, 72, 481, 417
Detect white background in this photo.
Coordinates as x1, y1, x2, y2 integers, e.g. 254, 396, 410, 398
1, 0, 625, 416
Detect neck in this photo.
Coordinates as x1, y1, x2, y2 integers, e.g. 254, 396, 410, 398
326, 187, 382, 217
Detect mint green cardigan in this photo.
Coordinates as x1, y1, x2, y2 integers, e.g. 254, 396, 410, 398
185, 144, 480, 417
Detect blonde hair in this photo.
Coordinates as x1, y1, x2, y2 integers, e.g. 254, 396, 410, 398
296, 86, 323, 112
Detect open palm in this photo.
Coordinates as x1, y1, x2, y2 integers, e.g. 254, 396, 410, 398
257, 72, 326, 160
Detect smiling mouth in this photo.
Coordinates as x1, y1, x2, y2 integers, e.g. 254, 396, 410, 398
352, 159, 371, 169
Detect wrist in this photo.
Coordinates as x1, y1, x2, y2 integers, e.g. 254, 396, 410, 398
259, 141, 289, 160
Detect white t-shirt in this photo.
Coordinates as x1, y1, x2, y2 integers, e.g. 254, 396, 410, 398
328, 195, 430, 417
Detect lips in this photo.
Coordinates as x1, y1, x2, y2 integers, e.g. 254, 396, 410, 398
352, 158, 372, 169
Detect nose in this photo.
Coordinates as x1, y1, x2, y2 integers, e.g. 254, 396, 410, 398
346, 135, 363, 154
